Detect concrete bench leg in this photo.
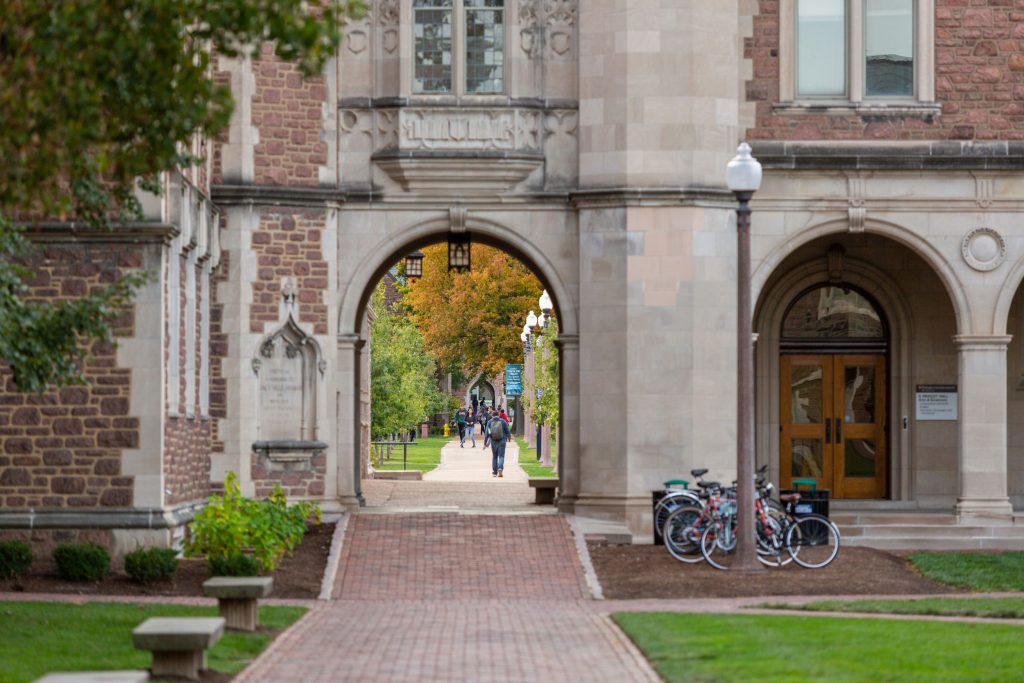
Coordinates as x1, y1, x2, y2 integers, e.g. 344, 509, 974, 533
151, 650, 205, 681
218, 597, 259, 631
535, 488, 556, 505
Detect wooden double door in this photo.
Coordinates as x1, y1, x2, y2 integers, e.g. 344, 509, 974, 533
780, 354, 887, 499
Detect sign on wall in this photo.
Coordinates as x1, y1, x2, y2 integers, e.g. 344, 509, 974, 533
915, 384, 958, 421
505, 364, 523, 396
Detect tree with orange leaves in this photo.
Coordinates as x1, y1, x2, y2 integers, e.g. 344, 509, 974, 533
401, 244, 542, 381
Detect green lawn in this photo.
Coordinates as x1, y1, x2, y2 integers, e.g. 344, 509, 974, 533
907, 551, 1024, 591
516, 436, 556, 477
613, 612, 1024, 683
373, 435, 449, 472
757, 597, 1024, 619
0, 601, 306, 683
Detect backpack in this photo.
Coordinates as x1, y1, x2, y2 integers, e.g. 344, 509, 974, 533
488, 419, 505, 440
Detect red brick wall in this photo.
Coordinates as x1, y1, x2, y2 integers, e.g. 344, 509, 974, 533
163, 252, 213, 505
251, 451, 326, 499
746, 1, 1024, 140
252, 47, 329, 186
250, 209, 329, 336
0, 244, 141, 509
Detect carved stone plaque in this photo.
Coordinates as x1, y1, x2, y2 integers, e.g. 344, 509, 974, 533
259, 340, 304, 441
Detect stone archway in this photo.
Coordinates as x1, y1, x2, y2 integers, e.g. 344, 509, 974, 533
333, 213, 580, 512
754, 229, 965, 509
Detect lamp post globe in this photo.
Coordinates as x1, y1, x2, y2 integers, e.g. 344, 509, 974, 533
539, 289, 553, 315
728, 141, 763, 573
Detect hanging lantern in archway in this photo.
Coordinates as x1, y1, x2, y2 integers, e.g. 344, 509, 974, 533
448, 234, 471, 273
405, 250, 425, 279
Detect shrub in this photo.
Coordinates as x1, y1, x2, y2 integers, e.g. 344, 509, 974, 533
0, 540, 33, 579
185, 471, 320, 575
124, 547, 179, 583
208, 552, 261, 577
53, 542, 110, 582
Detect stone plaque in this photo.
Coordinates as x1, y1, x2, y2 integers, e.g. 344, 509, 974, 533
915, 384, 957, 421
258, 339, 304, 441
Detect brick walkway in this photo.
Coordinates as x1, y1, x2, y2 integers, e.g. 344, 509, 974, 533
234, 514, 660, 683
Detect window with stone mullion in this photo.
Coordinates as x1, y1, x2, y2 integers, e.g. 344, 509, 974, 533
465, 0, 504, 94
414, 0, 453, 93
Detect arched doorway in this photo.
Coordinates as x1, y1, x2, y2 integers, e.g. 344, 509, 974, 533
335, 218, 580, 511
779, 284, 888, 498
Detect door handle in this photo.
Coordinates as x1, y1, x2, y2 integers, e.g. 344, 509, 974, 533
824, 418, 831, 444
835, 417, 842, 443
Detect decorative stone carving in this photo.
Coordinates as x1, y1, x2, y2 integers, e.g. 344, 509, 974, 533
340, 110, 373, 141
973, 173, 994, 209
519, 0, 542, 56
253, 318, 322, 444
401, 110, 518, 150
961, 227, 1006, 272
378, 0, 399, 53
347, 30, 368, 54
544, 110, 578, 138
545, 0, 575, 56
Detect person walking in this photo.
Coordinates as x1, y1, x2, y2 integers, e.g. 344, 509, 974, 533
465, 406, 477, 448
482, 406, 492, 448
455, 405, 468, 448
487, 410, 510, 477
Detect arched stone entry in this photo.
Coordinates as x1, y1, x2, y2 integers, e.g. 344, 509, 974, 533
754, 231, 958, 507
465, 376, 497, 411
334, 212, 580, 510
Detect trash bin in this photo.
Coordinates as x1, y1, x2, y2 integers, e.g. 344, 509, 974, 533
781, 479, 829, 518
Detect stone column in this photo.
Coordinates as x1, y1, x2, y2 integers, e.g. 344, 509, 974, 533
556, 334, 580, 509
335, 333, 365, 508
954, 335, 1013, 519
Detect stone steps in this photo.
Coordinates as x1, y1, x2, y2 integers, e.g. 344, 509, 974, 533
831, 512, 1024, 550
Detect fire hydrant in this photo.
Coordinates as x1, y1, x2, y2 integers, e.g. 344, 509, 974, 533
443, 422, 450, 438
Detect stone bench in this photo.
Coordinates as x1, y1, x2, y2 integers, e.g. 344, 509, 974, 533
202, 576, 274, 631
34, 673, 148, 683
132, 617, 224, 681
528, 477, 559, 505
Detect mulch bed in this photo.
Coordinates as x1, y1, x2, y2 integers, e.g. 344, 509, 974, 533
0, 522, 334, 599
588, 542, 963, 599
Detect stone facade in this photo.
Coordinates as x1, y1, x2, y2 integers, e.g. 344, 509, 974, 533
7, 1, 1024, 549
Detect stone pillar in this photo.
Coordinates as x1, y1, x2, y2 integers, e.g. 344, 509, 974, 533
954, 335, 1013, 519
556, 334, 580, 509
575, 0, 744, 536
336, 334, 365, 508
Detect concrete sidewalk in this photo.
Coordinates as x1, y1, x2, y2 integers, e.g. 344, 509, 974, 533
424, 432, 526, 482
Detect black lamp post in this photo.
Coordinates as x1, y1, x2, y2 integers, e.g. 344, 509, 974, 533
726, 142, 764, 573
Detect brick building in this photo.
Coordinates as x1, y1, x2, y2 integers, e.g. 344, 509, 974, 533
4, 1, 1024, 549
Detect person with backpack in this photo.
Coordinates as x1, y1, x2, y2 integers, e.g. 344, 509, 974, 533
481, 406, 493, 448
455, 405, 468, 448
487, 411, 510, 477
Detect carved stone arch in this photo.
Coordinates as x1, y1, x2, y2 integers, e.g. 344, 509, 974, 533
252, 315, 325, 446
752, 217, 972, 336
337, 214, 578, 339
755, 255, 917, 501
992, 253, 1024, 336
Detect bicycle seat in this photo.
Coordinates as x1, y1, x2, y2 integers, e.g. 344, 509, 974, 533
663, 479, 689, 488
697, 480, 720, 490
690, 468, 708, 478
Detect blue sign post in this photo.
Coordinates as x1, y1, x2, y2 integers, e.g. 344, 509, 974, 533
505, 363, 523, 396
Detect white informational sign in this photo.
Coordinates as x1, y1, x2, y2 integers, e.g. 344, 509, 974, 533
915, 384, 958, 421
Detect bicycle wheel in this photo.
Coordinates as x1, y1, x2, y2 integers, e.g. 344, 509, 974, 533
755, 511, 789, 567
700, 518, 737, 570
662, 504, 705, 563
655, 491, 700, 541
786, 514, 840, 569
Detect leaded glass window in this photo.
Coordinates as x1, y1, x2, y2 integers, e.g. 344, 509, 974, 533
413, 0, 505, 95
465, 0, 504, 93
414, 0, 453, 93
